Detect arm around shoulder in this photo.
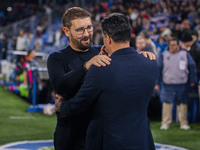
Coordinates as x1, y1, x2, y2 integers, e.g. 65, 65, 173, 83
59, 66, 102, 118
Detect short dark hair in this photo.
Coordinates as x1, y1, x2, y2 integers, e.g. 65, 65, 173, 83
62, 7, 91, 28
169, 38, 179, 45
101, 13, 131, 43
181, 30, 193, 42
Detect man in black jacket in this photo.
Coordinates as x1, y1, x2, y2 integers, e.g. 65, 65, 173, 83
181, 30, 200, 122
47, 7, 155, 150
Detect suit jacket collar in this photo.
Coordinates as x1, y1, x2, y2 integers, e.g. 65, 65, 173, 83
111, 47, 136, 56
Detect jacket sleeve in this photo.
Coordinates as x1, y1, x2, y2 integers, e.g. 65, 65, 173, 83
47, 52, 86, 95
155, 53, 163, 85
60, 66, 101, 118
187, 53, 197, 83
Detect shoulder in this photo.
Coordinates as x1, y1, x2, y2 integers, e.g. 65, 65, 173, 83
47, 51, 60, 62
87, 64, 111, 77
137, 54, 158, 71
179, 50, 187, 54
191, 42, 200, 52
195, 43, 200, 52
47, 47, 69, 62
162, 50, 168, 55
88, 65, 101, 75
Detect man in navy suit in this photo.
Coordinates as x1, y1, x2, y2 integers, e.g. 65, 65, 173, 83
56, 13, 157, 150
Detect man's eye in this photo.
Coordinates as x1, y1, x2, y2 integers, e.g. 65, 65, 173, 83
76, 28, 84, 32
87, 25, 92, 29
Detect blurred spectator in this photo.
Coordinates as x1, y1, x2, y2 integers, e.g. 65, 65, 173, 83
191, 30, 199, 42
15, 56, 25, 84
94, 30, 103, 45
16, 29, 27, 51
23, 50, 40, 103
155, 38, 197, 130
0, 34, 8, 60
181, 30, 200, 76
181, 30, 200, 122
135, 35, 148, 53
46, 29, 54, 46
26, 32, 34, 50
156, 37, 167, 54
55, 28, 62, 49
34, 34, 43, 52
60, 32, 69, 48
131, 17, 143, 36
139, 30, 158, 57
44, 4, 52, 26
182, 19, 192, 30
160, 25, 172, 39
8, 34, 17, 50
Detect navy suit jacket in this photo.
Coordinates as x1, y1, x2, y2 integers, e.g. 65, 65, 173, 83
60, 47, 158, 150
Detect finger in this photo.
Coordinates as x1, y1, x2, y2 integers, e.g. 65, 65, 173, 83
100, 55, 111, 61
148, 52, 156, 60
148, 53, 153, 60
93, 62, 101, 67
100, 58, 111, 65
97, 60, 107, 66
152, 54, 156, 60
142, 52, 148, 58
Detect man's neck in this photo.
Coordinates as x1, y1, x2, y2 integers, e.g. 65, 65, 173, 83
109, 42, 130, 56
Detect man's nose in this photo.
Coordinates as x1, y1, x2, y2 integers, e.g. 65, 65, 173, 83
83, 29, 90, 36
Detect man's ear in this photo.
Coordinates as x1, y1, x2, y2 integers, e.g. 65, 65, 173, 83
106, 34, 112, 45
63, 27, 70, 37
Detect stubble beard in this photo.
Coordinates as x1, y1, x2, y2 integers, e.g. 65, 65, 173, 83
70, 33, 93, 51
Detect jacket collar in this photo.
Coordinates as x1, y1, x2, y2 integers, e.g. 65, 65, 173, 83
111, 47, 136, 56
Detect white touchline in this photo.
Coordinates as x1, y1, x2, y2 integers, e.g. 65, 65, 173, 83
9, 116, 35, 119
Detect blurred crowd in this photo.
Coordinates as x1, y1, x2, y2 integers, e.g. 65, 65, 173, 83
1, 0, 200, 55
91, 0, 200, 53
0, 0, 200, 123
0, 1, 52, 27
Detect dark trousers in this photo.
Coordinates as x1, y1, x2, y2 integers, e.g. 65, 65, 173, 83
188, 84, 199, 122
54, 125, 85, 150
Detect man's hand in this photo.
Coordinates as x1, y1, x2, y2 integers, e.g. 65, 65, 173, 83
140, 51, 156, 60
190, 83, 195, 87
154, 85, 160, 91
85, 55, 111, 70
99, 45, 109, 56
55, 94, 64, 112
